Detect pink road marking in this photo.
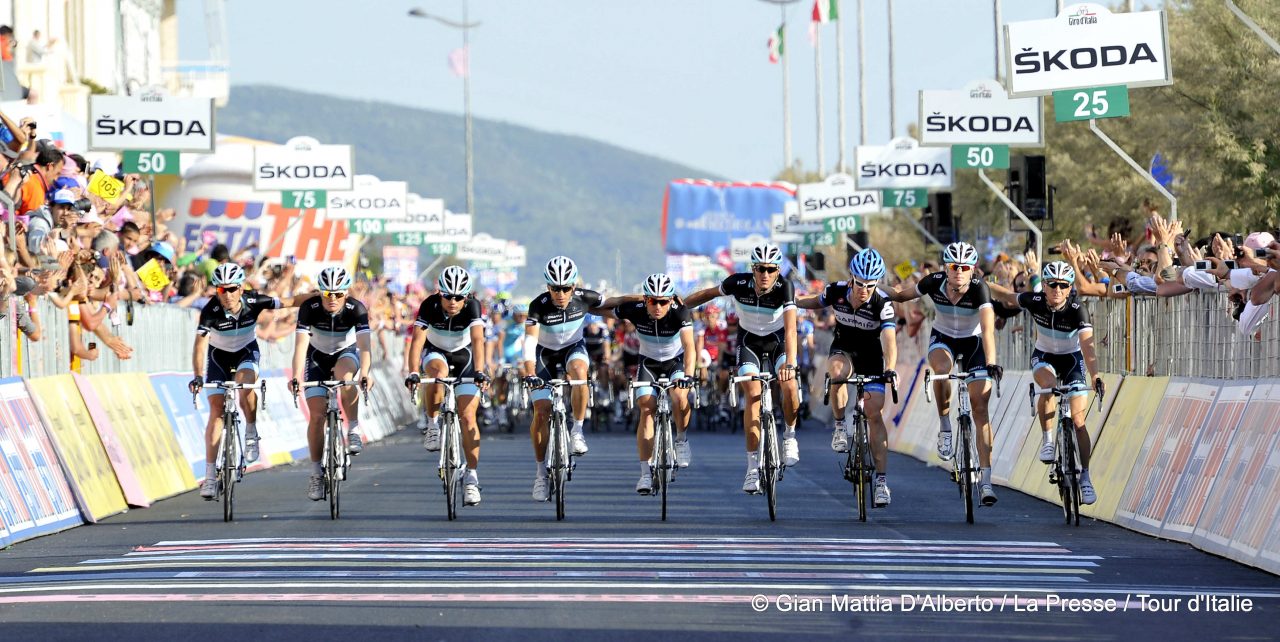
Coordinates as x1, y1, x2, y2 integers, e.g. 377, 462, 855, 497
131, 543, 1069, 555
0, 592, 750, 605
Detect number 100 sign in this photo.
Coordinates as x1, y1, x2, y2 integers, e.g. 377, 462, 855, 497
1053, 85, 1130, 122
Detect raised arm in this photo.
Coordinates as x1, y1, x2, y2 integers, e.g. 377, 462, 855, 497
796, 294, 825, 310
681, 285, 722, 309
986, 281, 1021, 309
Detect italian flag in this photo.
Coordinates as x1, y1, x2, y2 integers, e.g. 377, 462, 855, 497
768, 25, 784, 63
812, 0, 839, 23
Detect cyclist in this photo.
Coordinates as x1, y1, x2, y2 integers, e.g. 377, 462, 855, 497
290, 266, 373, 502
599, 273, 696, 494
987, 261, 1102, 504
523, 256, 631, 502
189, 263, 313, 499
887, 241, 1002, 506
494, 304, 528, 406
798, 248, 898, 507
796, 309, 818, 411
685, 244, 800, 494
406, 266, 490, 507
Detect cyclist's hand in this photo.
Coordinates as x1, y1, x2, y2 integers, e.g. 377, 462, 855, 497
474, 372, 491, 390
676, 376, 696, 389
1094, 376, 1105, 398
360, 376, 370, 393
882, 369, 898, 383
289, 378, 300, 396
188, 377, 203, 394
779, 364, 797, 382
405, 372, 420, 389
985, 363, 1004, 381
523, 375, 544, 389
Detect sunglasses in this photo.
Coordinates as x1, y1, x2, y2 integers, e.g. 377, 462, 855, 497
321, 290, 346, 299
217, 286, 240, 294
549, 285, 574, 294
946, 263, 974, 272
1045, 281, 1072, 290
443, 294, 467, 302
753, 265, 779, 274
646, 297, 672, 306
851, 280, 878, 290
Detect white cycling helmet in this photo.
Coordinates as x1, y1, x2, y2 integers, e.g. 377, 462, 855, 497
750, 243, 784, 265
211, 263, 246, 287
317, 266, 353, 292
437, 265, 474, 295
544, 256, 578, 286
642, 273, 676, 298
1042, 261, 1076, 284
941, 241, 979, 266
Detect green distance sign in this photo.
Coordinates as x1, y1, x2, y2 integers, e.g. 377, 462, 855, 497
823, 215, 864, 234
346, 219, 385, 235
1053, 85, 1130, 122
952, 145, 1010, 170
121, 150, 180, 175
282, 190, 326, 209
881, 188, 926, 209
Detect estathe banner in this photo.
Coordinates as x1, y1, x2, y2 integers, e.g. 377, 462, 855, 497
1004, 3, 1172, 97
252, 136, 354, 192
919, 79, 1045, 147
796, 173, 881, 221
89, 93, 215, 152
855, 137, 954, 190
325, 175, 408, 220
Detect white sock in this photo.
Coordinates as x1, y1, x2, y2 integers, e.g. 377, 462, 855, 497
204, 462, 216, 480
981, 467, 992, 485
311, 461, 323, 476
535, 462, 547, 478
1043, 431, 1053, 445
465, 469, 478, 485
640, 461, 650, 475
834, 417, 846, 428
1082, 468, 1091, 483
347, 419, 359, 434
675, 431, 688, 443
939, 415, 953, 433
427, 414, 438, 427
784, 424, 796, 438
747, 451, 760, 470
245, 423, 257, 440
571, 420, 584, 435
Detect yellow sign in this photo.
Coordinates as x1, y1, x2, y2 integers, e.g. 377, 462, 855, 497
894, 261, 915, 281
136, 259, 171, 292
26, 375, 128, 522
87, 170, 125, 201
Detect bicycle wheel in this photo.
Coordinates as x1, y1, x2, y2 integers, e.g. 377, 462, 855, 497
854, 417, 869, 523
327, 412, 342, 520
656, 415, 670, 521
551, 414, 567, 521
1060, 421, 1080, 526
957, 415, 975, 524
442, 412, 458, 521
221, 411, 239, 523
761, 413, 778, 522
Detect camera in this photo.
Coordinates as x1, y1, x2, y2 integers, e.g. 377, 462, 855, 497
1256, 248, 1272, 259
1112, 283, 1127, 294
73, 198, 92, 213
1194, 260, 1211, 271
1224, 260, 1239, 270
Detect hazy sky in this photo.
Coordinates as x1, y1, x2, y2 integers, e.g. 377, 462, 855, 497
181, 1, 1134, 180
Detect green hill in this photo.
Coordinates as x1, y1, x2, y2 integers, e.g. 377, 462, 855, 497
218, 85, 721, 293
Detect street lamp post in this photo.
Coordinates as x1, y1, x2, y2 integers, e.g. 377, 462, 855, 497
409, 5, 482, 218
760, 0, 800, 174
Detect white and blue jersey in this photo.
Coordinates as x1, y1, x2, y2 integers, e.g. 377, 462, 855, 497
296, 298, 371, 355
613, 300, 691, 362
414, 294, 484, 353
197, 292, 281, 353
914, 271, 992, 338
1017, 291, 1092, 355
718, 274, 795, 337
526, 288, 604, 350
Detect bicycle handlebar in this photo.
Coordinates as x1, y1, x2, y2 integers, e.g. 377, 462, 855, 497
824, 374, 899, 405
923, 368, 1002, 403
191, 380, 265, 407
293, 379, 367, 407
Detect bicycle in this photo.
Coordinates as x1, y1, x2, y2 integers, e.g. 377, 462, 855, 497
924, 358, 1000, 524
729, 364, 795, 522
192, 380, 266, 522
409, 376, 477, 521
824, 373, 898, 522
588, 364, 615, 433
1030, 379, 1104, 526
524, 375, 590, 521
628, 377, 694, 521
294, 379, 366, 520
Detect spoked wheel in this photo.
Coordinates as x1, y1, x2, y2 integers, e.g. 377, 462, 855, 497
853, 423, 869, 523
1060, 424, 1081, 526
958, 416, 975, 525
657, 417, 671, 521
761, 414, 778, 522
221, 415, 238, 523
442, 413, 459, 521
327, 413, 342, 520
549, 415, 567, 521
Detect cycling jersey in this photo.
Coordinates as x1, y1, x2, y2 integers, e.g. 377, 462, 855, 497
526, 288, 604, 350
914, 271, 992, 338
702, 320, 732, 361
718, 273, 795, 336
819, 282, 896, 343
1017, 291, 1092, 355
583, 315, 608, 348
296, 298, 372, 355
196, 292, 282, 352
413, 294, 484, 353
613, 300, 692, 362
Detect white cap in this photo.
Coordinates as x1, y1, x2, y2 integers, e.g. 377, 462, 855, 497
1228, 267, 1262, 291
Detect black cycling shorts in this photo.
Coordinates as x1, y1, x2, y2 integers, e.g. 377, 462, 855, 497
927, 330, 989, 380
1031, 349, 1088, 398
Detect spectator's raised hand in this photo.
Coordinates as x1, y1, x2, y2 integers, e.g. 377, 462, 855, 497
1024, 249, 1040, 276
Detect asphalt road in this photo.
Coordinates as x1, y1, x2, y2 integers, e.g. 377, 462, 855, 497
1, 413, 1276, 641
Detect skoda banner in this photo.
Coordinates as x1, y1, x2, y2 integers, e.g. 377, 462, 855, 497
919, 79, 1044, 147
1004, 3, 1172, 97
796, 173, 881, 221
730, 234, 770, 265
324, 174, 408, 220
89, 93, 215, 152
385, 193, 446, 234
456, 233, 509, 262
419, 212, 474, 245
855, 137, 954, 190
252, 136, 355, 192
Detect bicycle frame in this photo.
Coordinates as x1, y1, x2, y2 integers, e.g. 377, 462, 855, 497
730, 370, 785, 521
296, 379, 364, 520
1031, 384, 1098, 526
195, 380, 265, 522
825, 374, 898, 522
924, 364, 996, 524
525, 378, 589, 520
418, 376, 475, 520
